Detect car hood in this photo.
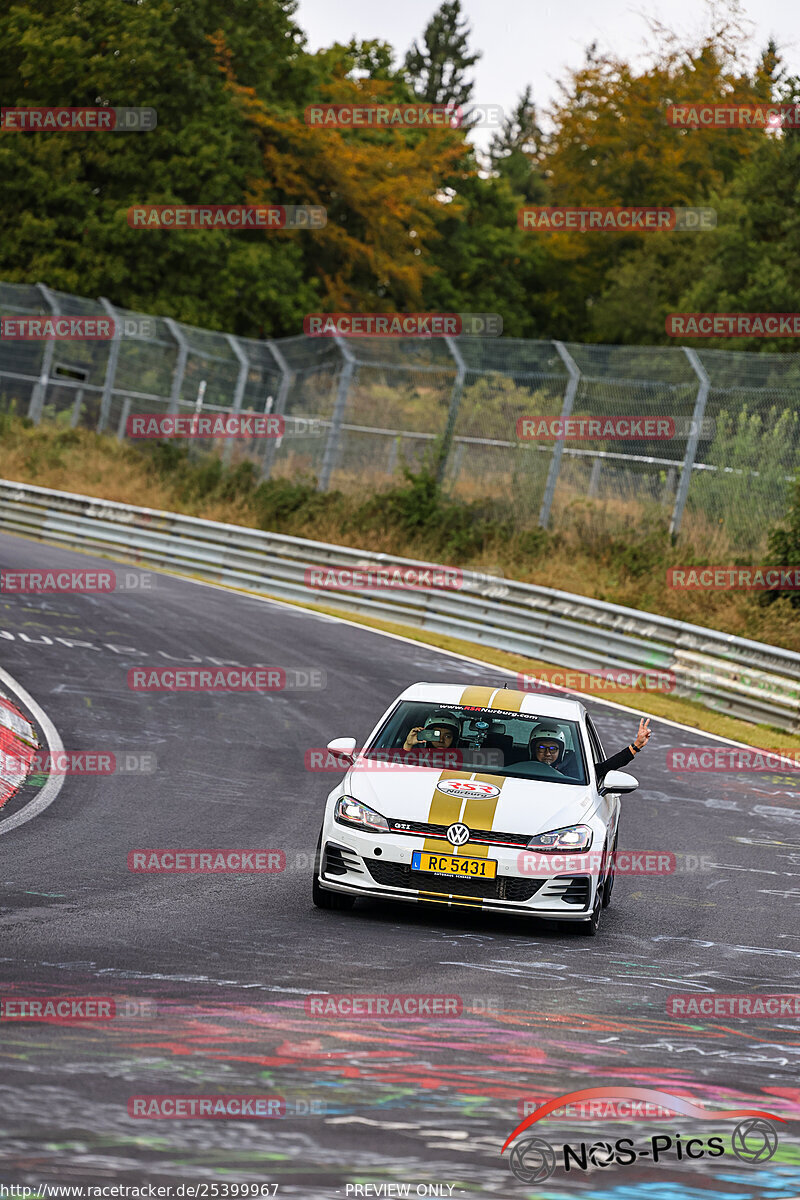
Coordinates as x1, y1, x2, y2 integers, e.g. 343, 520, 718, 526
343, 765, 593, 837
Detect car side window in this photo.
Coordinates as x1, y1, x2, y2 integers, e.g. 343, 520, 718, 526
585, 717, 605, 766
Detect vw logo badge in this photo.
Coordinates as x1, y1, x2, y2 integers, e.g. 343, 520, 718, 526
446, 822, 470, 846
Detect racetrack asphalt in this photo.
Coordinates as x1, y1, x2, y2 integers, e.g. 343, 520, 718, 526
0, 531, 798, 1197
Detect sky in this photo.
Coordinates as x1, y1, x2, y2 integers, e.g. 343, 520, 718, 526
294, 0, 799, 151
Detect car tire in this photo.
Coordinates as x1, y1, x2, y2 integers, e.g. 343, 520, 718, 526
580, 890, 602, 936
312, 830, 356, 911
602, 834, 617, 909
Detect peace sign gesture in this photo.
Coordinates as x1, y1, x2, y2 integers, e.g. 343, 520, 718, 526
633, 717, 651, 751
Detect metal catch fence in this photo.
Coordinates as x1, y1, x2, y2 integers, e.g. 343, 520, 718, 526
1, 281, 798, 551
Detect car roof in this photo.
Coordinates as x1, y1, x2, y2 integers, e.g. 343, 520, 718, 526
395, 682, 586, 721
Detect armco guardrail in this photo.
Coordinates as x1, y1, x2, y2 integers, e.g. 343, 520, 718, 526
1, 478, 799, 732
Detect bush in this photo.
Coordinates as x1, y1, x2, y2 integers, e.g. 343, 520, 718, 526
357, 465, 550, 562
251, 475, 329, 528
688, 406, 800, 552
764, 478, 800, 608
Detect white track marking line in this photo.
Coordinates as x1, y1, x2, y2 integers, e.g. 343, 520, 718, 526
0, 666, 65, 836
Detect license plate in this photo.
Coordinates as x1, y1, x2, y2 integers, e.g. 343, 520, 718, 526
411, 851, 497, 879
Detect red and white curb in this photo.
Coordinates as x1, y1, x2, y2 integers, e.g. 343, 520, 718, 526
0, 666, 65, 835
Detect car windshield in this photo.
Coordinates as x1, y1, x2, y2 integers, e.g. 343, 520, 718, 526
364, 701, 588, 785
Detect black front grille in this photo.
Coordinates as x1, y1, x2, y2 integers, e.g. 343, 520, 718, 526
387, 819, 530, 848
365, 860, 545, 902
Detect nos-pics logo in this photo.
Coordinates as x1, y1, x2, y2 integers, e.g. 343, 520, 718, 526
502, 1088, 783, 1184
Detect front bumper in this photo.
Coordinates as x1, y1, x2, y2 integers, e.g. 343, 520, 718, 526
317, 823, 601, 921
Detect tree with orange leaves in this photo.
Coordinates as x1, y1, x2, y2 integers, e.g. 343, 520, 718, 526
222, 39, 472, 315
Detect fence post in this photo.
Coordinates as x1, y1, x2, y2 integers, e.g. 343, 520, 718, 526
261, 339, 293, 481
386, 435, 399, 476
223, 334, 250, 464
116, 397, 132, 440
70, 388, 85, 428
28, 283, 59, 423
318, 336, 356, 491
661, 466, 676, 505
670, 347, 710, 539
588, 456, 602, 498
98, 297, 122, 433
164, 318, 189, 415
438, 336, 466, 485
539, 341, 581, 528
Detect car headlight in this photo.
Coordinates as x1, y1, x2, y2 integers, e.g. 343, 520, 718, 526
334, 796, 390, 833
527, 824, 592, 851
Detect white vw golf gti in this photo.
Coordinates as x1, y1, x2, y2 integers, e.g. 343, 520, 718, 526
312, 682, 639, 935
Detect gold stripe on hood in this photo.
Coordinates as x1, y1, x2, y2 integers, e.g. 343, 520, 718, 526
423, 769, 470, 852
459, 685, 495, 707
457, 774, 504, 858
488, 689, 526, 711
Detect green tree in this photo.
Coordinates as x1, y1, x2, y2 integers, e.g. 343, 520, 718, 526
591, 42, 797, 346
403, 0, 481, 108
421, 171, 557, 337
529, 18, 773, 341
672, 67, 800, 350
489, 86, 546, 201
235, 41, 470, 311
0, 0, 316, 334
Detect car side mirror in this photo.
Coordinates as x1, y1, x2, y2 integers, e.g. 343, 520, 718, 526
327, 736, 357, 764
598, 769, 638, 796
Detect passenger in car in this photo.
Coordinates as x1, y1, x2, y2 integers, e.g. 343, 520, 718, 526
402, 713, 460, 751
526, 717, 651, 778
